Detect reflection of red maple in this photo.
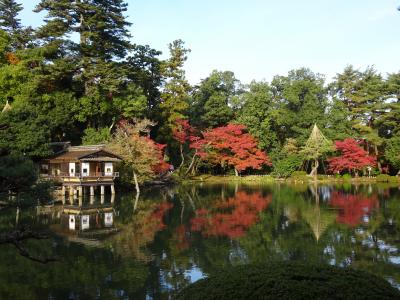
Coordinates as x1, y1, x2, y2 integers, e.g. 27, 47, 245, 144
191, 191, 272, 238
174, 224, 190, 250
147, 202, 173, 232
329, 192, 378, 226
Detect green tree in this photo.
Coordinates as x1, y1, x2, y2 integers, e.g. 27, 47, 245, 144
0, 0, 32, 49
236, 81, 278, 151
270, 68, 328, 145
385, 137, 400, 175
191, 70, 239, 129
158, 39, 191, 142
35, 0, 133, 128
0, 155, 37, 193
331, 66, 386, 171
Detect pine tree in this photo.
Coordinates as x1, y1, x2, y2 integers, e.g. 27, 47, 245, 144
35, 0, 133, 128
0, 0, 33, 49
301, 124, 333, 179
158, 39, 191, 141
0, 0, 22, 33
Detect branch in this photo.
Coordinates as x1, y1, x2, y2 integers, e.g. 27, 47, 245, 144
0, 227, 58, 264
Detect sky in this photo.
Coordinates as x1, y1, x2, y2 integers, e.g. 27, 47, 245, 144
19, 0, 400, 85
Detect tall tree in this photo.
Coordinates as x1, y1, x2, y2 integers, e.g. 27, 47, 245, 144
270, 68, 328, 145
0, 0, 21, 31
0, 0, 31, 49
35, 0, 133, 128
237, 81, 278, 151
331, 66, 385, 171
126, 44, 163, 116
158, 39, 191, 142
191, 70, 239, 129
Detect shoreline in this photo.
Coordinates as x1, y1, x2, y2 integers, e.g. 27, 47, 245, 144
181, 174, 400, 186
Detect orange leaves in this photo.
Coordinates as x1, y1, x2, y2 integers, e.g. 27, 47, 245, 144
194, 124, 272, 172
5, 52, 19, 65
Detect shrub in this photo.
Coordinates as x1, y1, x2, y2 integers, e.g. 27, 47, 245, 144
376, 174, 398, 183
272, 155, 303, 178
176, 262, 400, 300
290, 171, 308, 181
342, 173, 352, 181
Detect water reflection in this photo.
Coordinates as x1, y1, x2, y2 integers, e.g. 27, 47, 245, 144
1, 183, 400, 298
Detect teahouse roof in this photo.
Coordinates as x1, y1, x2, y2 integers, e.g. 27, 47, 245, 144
47, 145, 122, 163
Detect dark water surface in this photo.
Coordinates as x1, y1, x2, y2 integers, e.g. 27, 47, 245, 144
1, 183, 400, 299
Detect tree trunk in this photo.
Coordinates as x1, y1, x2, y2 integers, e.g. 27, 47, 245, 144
234, 168, 239, 176
185, 151, 198, 176
374, 144, 382, 173
133, 169, 140, 195
133, 192, 139, 212
309, 159, 319, 179
179, 144, 185, 169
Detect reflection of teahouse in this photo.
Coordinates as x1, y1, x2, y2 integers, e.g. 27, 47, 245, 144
37, 202, 118, 247
62, 204, 115, 231
40, 144, 122, 197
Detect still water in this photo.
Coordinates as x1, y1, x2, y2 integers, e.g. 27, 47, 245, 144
1, 183, 400, 299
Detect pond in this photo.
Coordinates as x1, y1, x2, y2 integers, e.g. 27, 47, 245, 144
1, 183, 400, 299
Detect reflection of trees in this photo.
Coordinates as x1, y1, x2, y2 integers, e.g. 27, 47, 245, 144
329, 191, 378, 226
112, 198, 173, 262
301, 203, 336, 242
0, 210, 148, 299
190, 191, 272, 238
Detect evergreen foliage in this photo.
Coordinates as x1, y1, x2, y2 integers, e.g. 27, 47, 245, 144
177, 262, 400, 300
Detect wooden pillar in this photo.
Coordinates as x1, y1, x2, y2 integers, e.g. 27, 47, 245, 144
100, 194, 105, 204
90, 195, 95, 205
111, 193, 115, 204
111, 184, 115, 195
61, 186, 66, 196
78, 196, 83, 207
69, 191, 74, 205
78, 186, 83, 197
100, 185, 105, 195
73, 187, 77, 197
90, 186, 95, 196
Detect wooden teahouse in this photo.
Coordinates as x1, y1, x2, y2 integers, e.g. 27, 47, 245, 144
40, 144, 122, 197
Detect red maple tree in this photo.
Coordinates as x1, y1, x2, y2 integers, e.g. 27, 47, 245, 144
193, 124, 272, 175
328, 138, 376, 175
172, 118, 199, 168
172, 119, 193, 144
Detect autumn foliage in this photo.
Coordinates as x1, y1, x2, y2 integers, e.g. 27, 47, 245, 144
329, 191, 378, 226
191, 191, 272, 238
172, 119, 195, 145
109, 120, 171, 185
328, 138, 376, 174
192, 124, 272, 173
